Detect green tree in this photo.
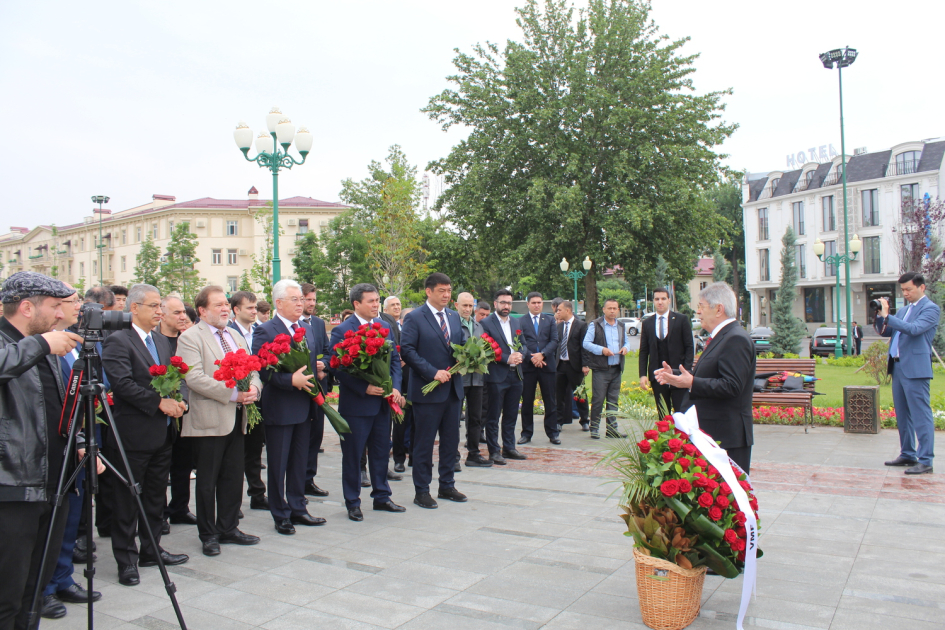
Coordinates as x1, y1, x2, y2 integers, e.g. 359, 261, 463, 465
712, 249, 730, 283
161, 222, 205, 302
770, 228, 806, 355
423, 0, 734, 320
249, 203, 284, 304
74, 276, 86, 296
133, 234, 162, 287
238, 270, 253, 292
709, 176, 745, 316
416, 217, 507, 299
339, 146, 429, 297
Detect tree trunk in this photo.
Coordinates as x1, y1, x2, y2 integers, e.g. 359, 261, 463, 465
584, 268, 599, 321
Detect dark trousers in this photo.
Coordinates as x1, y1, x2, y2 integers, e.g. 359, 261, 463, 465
727, 446, 752, 475
340, 408, 393, 508
306, 406, 325, 482
0, 501, 69, 630
192, 413, 244, 541
854, 339, 862, 356
392, 371, 412, 464
44, 467, 85, 596
263, 420, 310, 521
244, 422, 266, 499
556, 363, 588, 425
464, 384, 484, 453
486, 372, 523, 454
164, 435, 194, 519
411, 394, 462, 494
520, 369, 558, 439
108, 433, 173, 567
590, 366, 622, 434
653, 385, 687, 415
94, 424, 115, 536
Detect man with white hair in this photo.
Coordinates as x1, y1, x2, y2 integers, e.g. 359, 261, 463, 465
655, 282, 755, 473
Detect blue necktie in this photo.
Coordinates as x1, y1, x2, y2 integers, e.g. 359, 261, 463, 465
889, 303, 914, 358
145, 335, 170, 426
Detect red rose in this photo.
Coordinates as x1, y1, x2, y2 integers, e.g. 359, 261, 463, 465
708, 506, 723, 521
659, 480, 680, 497
372, 322, 382, 330
663, 415, 674, 423
734, 538, 746, 552
739, 480, 752, 492
340, 355, 353, 367
329, 355, 340, 369
579, 398, 586, 403
637, 440, 651, 454
715, 495, 730, 509
106, 393, 114, 405
723, 529, 738, 544
678, 457, 691, 470
694, 458, 708, 469
573, 396, 579, 402
366, 330, 377, 338
481, 333, 489, 339
705, 479, 719, 490
708, 466, 720, 477
495, 351, 503, 361
279, 343, 291, 354
515, 329, 522, 335
274, 334, 291, 344
334, 342, 343, 351
170, 356, 183, 367
749, 497, 758, 511
379, 328, 389, 338
677, 479, 692, 493
692, 475, 708, 489
735, 526, 746, 538
149, 365, 161, 376
733, 511, 747, 525
293, 328, 306, 343
667, 438, 682, 453
344, 330, 354, 338
156, 365, 168, 376
655, 420, 670, 433
178, 364, 189, 375
697, 492, 714, 508
358, 324, 368, 332
682, 444, 697, 456
720, 482, 732, 495
643, 430, 658, 441
737, 550, 746, 562
365, 345, 378, 356
396, 345, 401, 353
348, 347, 359, 358
662, 452, 675, 463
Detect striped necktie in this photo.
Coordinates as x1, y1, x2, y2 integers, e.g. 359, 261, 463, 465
437, 312, 449, 343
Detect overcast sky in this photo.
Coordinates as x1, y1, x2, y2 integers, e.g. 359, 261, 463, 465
1, 0, 941, 227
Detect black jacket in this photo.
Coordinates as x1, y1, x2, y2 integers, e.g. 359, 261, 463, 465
520, 312, 558, 373
639, 311, 694, 386
557, 317, 589, 387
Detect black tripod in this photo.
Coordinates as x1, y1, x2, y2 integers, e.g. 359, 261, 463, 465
27, 339, 187, 630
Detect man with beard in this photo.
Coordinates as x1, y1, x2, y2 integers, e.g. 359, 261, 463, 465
455, 292, 491, 466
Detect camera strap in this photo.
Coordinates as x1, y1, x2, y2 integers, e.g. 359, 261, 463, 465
59, 357, 85, 438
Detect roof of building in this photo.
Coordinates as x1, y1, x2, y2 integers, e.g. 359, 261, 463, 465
694, 258, 714, 275
774, 169, 802, 196
918, 141, 945, 172
845, 149, 891, 183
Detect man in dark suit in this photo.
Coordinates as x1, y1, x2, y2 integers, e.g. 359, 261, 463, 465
299, 283, 332, 498
518, 292, 559, 445
852, 321, 863, 356
252, 279, 328, 534
479, 289, 528, 463
381, 296, 412, 474
639, 288, 695, 414
655, 282, 755, 473
554, 300, 589, 433
399, 273, 467, 509
101, 284, 189, 587
328, 284, 406, 521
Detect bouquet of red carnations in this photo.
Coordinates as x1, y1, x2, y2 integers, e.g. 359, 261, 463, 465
212, 348, 264, 429
330, 321, 404, 421
420, 333, 503, 395
257, 327, 350, 437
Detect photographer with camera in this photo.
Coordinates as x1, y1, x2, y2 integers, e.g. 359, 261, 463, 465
0, 271, 84, 630
875, 272, 941, 475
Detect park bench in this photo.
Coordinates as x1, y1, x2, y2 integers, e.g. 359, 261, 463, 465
691, 358, 817, 433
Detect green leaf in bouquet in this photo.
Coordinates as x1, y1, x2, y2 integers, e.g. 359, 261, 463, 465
642, 512, 660, 538
663, 495, 691, 522
674, 463, 684, 476
688, 513, 725, 542
694, 543, 740, 578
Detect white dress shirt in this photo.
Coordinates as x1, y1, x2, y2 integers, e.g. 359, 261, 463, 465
426, 301, 451, 339
655, 313, 669, 339
277, 312, 301, 331
560, 316, 575, 360
234, 320, 254, 351
710, 318, 737, 339
497, 314, 514, 345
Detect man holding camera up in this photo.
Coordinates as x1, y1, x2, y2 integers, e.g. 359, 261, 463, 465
0, 271, 84, 629
875, 272, 941, 475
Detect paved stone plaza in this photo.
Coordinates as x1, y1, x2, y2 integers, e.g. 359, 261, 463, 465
42, 424, 945, 630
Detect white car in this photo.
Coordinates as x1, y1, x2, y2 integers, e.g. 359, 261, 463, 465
617, 317, 641, 336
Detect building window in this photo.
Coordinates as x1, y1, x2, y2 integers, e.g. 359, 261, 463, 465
862, 189, 880, 226
227, 249, 237, 265
79, 262, 84, 276
759, 249, 770, 282
80, 237, 85, 252
901, 183, 919, 210
121, 229, 127, 245
227, 276, 238, 293
699, 281, 708, 291
792, 201, 805, 236
121, 256, 126, 272
68, 261, 73, 276
895, 151, 920, 175
108, 257, 112, 272
863, 236, 881, 274
168, 220, 175, 235
770, 178, 780, 192
757, 208, 769, 240
824, 240, 837, 276
298, 219, 309, 234
92, 261, 98, 276
226, 220, 238, 236
822, 196, 835, 231
136, 227, 142, 242
152, 223, 159, 239
804, 287, 825, 322
212, 249, 222, 265
795, 244, 806, 279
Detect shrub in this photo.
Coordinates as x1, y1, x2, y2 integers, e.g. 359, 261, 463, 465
826, 355, 865, 367
862, 339, 891, 385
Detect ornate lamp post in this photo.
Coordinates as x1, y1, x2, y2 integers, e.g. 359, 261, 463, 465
233, 108, 313, 282
91, 195, 109, 284
819, 46, 858, 357
814, 235, 861, 357
560, 256, 592, 306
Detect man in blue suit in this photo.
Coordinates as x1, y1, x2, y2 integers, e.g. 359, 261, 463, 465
875, 272, 941, 475
518, 292, 560, 445
328, 284, 405, 522
299, 283, 332, 499
480, 289, 529, 464
400, 273, 467, 509
252, 279, 327, 534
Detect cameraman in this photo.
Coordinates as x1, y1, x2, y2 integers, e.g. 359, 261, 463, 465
0, 271, 83, 630
875, 272, 941, 475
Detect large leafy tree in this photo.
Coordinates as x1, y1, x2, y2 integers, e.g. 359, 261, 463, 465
133, 233, 162, 287
161, 222, 205, 302
709, 176, 746, 316
423, 0, 734, 319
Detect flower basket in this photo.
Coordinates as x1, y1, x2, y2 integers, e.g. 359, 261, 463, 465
633, 547, 706, 630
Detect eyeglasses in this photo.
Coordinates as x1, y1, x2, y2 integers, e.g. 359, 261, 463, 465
136, 302, 161, 310
279, 297, 303, 304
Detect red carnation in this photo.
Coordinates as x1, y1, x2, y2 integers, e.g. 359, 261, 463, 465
662, 452, 675, 463
715, 495, 730, 509
656, 420, 670, 433
637, 440, 651, 454
708, 506, 723, 521
723, 529, 738, 544
682, 444, 697, 456
372, 322, 382, 330
340, 355, 353, 367
348, 347, 360, 358
643, 430, 659, 441
344, 330, 354, 339
225, 379, 236, 388
170, 356, 183, 367
697, 492, 714, 508
329, 355, 340, 369
365, 345, 378, 356
678, 457, 691, 470
293, 328, 306, 342
667, 438, 682, 453
677, 479, 692, 493
659, 480, 680, 497
366, 330, 377, 338
379, 328, 389, 338
358, 324, 368, 332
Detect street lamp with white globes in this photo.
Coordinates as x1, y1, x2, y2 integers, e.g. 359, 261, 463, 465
560, 256, 593, 306
233, 107, 313, 282
813, 234, 861, 358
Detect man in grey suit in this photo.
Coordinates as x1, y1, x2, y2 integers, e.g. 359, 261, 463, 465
875, 272, 941, 475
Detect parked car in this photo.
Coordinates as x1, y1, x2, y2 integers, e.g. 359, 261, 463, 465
749, 327, 774, 355
810, 327, 848, 357
691, 317, 702, 331
617, 317, 641, 336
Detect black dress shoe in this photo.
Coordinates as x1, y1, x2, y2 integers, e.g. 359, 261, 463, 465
290, 512, 327, 526
393, 462, 406, 473
220, 529, 260, 545
261, 462, 267, 468
169, 511, 198, 525
250, 495, 270, 510
118, 564, 139, 586
480, 432, 487, 443
41, 594, 66, 619
580, 422, 590, 432
202, 538, 221, 556
502, 449, 527, 460
454, 460, 462, 473
275, 519, 296, 535
161, 519, 170, 535
139, 550, 189, 567
489, 452, 507, 465
407, 456, 413, 467
885, 455, 919, 466
348, 507, 364, 522
57, 583, 102, 603
97, 528, 111, 538
388, 469, 403, 481
465, 454, 493, 467
373, 500, 406, 512
438, 487, 468, 502
414, 492, 438, 509
305, 482, 329, 497
72, 547, 96, 564
74, 537, 96, 553
517, 435, 531, 445
238, 509, 244, 519
905, 463, 933, 475
360, 470, 371, 487
550, 436, 562, 445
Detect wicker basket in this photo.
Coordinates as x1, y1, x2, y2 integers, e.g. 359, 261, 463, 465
633, 547, 707, 630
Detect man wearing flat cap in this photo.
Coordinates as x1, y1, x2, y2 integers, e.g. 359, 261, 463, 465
0, 271, 85, 629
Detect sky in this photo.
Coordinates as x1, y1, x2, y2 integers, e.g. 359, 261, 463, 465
1, 0, 942, 227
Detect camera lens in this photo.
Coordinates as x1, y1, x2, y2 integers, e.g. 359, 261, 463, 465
100, 310, 133, 331
869, 299, 882, 311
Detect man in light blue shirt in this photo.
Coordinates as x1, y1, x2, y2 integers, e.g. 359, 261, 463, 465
582, 298, 631, 439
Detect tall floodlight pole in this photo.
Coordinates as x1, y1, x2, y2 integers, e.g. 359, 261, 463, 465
91, 195, 110, 283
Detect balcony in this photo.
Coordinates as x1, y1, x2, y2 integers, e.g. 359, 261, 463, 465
821, 170, 845, 187
793, 177, 813, 193
757, 184, 777, 200
886, 159, 920, 176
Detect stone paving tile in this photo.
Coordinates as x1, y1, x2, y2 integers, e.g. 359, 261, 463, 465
261, 607, 383, 630
702, 589, 836, 629
73, 582, 172, 622
269, 558, 370, 589
228, 572, 334, 606
184, 586, 297, 626
145, 603, 258, 629
377, 560, 488, 591
836, 590, 945, 625
345, 575, 458, 608
540, 610, 652, 629
305, 590, 425, 628
396, 609, 528, 630
443, 591, 561, 624
827, 608, 945, 630
465, 574, 583, 609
